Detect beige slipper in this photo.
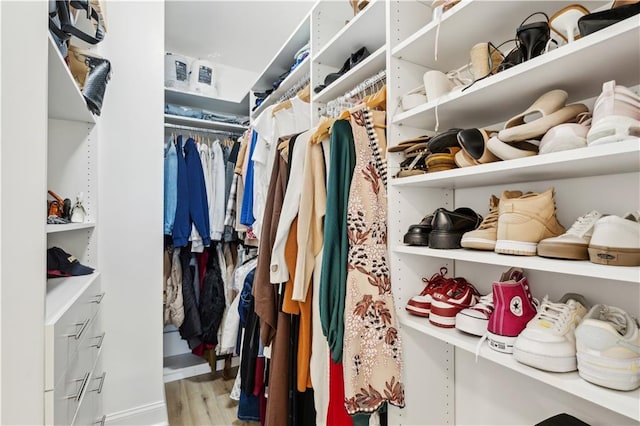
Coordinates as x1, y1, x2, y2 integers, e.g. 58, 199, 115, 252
504, 89, 569, 129
487, 136, 539, 160
499, 103, 589, 142
388, 135, 432, 152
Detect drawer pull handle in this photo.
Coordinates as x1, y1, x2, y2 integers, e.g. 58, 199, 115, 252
91, 293, 105, 304
64, 318, 90, 340
94, 414, 106, 426
65, 371, 90, 401
93, 372, 106, 394
91, 332, 106, 349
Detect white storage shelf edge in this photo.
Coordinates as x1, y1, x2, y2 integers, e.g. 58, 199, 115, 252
46, 222, 97, 234
398, 311, 640, 422
48, 34, 95, 124
165, 88, 249, 117
164, 114, 247, 132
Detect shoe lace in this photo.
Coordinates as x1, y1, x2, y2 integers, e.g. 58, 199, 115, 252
533, 296, 572, 333
477, 205, 498, 230
565, 210, 600, 237
420, 267, 449, 295
598, 305, 628, 335
473, 293, 494, 311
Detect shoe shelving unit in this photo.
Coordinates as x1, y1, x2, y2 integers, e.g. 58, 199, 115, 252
249, 13, 311, 121
311, 0, 387, 124
386, 1, 640, 425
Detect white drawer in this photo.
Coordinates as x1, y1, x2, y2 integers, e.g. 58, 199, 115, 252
75, 355, 106, 426
49, 312, 105, 425
45, 277, 104, 390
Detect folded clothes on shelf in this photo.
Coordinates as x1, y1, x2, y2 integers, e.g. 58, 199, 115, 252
165, 103, 248, 125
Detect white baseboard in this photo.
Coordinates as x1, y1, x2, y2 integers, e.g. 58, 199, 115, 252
163, 353, 240, 383
105, 400, 168, 426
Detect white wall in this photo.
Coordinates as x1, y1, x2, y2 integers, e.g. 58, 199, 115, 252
215, 63, 259, 102
0, 1, 47, 424
98, 1, 167, 424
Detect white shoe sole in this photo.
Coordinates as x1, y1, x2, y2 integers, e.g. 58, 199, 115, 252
588, 244, 640, 266
455, 313, 487, 337
495, 240, 537, 256
538, 136, 586, 154
513, 346, 577, 372
577, 350, 640, 391
587, 115, 640, 146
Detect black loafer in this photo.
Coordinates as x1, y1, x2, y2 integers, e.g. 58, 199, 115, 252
429, 207, 482, 249
428, 128, 463, 153
578, 2, 640, 37
403, 214, 434, 246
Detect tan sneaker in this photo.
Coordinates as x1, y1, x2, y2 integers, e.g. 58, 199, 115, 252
462, 193, 520, 250
495, 188, 565, 256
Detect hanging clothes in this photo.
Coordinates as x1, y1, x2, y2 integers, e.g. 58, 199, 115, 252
178, 246, 202, 348
163, 241, 184, 328
164, 138, 178, 235
198, 245, 226, 346
342, 105, 404, 415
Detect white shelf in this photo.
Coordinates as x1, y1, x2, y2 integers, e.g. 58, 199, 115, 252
313, 45, 387, 103
390, 139, 640, 189
164, 88, 249, 116
313, 0, 385, 67
164, 115, 247, 133
392, 0, 609, 70
251, 14, 310, 91
393, 245, 640, 283
47, 34, 95, 124
398, 311, 640, 422
46, 222, 97, 234
250, 56, 310, 119
45, 272, 100, 325
392, 18, 640, 130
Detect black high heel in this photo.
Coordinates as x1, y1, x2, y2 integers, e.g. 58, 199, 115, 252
516, 12, 550, 61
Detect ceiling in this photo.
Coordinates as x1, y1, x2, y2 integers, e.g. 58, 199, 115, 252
165, 1, 314, 96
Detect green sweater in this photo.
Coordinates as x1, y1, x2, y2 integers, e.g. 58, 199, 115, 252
319, 119, 356, 363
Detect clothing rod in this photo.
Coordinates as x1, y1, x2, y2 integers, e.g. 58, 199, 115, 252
277, 72, 310, 103
164, 123, 245, 137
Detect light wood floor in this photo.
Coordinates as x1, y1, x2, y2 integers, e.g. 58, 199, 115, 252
165, 369, 260, 426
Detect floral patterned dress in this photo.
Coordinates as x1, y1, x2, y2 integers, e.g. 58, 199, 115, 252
343, 104, 405, 415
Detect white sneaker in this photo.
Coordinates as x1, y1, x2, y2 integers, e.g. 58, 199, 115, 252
513, 293, 589, 372
537, 210, 603, 260
575, 304, 640, 391
588, 211, 640, 266
456, 293, 493, 337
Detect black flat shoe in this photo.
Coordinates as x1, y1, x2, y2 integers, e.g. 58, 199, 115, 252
428, 128, 463, 153
321, 47, 371, 89
429, 207, 482, 249
403, 214, 434, 246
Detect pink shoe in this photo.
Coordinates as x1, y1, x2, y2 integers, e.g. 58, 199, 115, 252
406, 267, 451, 317
487, 268, 538, 353
430, 277, 480, 328
587, 80, 640, 146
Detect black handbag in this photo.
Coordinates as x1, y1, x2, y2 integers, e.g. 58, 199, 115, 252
68, 45, 112, 116
49, 0, 106, 45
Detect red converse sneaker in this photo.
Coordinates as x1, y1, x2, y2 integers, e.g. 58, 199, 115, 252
406, 267, 450, 317
430, 277, 480, 328
487, 267, 538, 353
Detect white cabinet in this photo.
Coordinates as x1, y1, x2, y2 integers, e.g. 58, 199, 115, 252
46, 24, 105, 425
387, 1, 639, 424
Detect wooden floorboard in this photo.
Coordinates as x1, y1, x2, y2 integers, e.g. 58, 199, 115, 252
165, 368, 260, 426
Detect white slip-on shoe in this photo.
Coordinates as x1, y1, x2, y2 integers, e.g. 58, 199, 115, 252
538, 112, 591, 154
588, 211, 640, 266
538, 210, 603, 260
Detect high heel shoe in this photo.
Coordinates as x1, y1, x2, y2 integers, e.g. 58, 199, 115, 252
516, 12, 551, 61
550, 4, 590, 43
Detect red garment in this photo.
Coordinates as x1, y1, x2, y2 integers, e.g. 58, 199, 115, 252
328, 357, 353, 426
253, 356, 265, 396
196, 250, 209, 291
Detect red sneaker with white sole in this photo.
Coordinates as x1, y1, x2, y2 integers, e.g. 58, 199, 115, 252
430, 278, 480, 328
406, 267, 450, 317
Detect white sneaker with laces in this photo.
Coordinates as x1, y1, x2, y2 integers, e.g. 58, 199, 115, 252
575, 304, 640, 391
456, 293, 493, 337
588, 211, 640, 266
513, 293, 589, 372
538, 210, 603, 260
